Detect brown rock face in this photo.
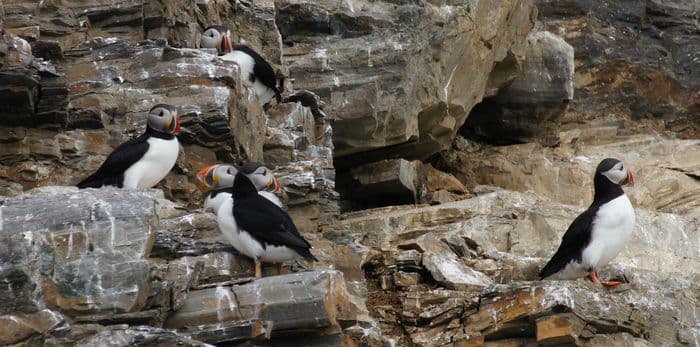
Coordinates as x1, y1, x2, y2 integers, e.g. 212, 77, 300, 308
535, 0, 700, 138
1, 187, 158, 316
164, 270, 358, 344
280, 0, 537, 165
1, 0, 698, 346
463, 30, 574, 144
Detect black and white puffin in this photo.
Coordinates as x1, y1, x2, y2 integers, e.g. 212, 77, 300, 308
217, 171, 316, 278
283, 90, 327, 124
196, 163, 283, 213
200, 25, 282, 105
77, 104, 181, 189
539, 158, 636, 286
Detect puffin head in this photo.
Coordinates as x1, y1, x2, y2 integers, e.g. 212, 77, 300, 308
596, 158, 635, 187
201, 25, 232, 55
196, 163, 238, 191
239, 162, 282, 193
147, 104, 181, 135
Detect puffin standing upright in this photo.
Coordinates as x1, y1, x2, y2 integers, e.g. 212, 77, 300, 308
77, 104, 181, 189
200, 25, 282, 106
216, 171, 316, 278
539, 158, 636, 286
196, 163, 283, 213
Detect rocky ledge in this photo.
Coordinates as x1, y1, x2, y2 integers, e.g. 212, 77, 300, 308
1, 0, 698, 346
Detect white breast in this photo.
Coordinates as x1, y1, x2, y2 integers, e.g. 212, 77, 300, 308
204, 192, 230, 213
221, 50, 275, 105
217, 198, 263, 260
206, 191, 282, 213
215, 196, 300, 263
582, 194, 636, 270
223, 50, 255, 86
123, 137, 179, 189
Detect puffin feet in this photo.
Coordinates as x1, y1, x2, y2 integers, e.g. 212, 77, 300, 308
255, 260, 262, 279
275, 263, 283, 276
589, 270, 625, 287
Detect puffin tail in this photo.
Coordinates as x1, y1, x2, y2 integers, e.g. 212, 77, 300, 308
538, 254, 570, 280
297, 247, 318, 262
77, 175, 122, 189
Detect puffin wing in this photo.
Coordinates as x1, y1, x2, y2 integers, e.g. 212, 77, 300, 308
258, 191, 284, 209
77, 135, 150, 188
233, 195, 316, 260
538, 208, 596, 279
234, 45, 281, 99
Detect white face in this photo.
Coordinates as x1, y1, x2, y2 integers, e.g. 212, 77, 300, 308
147, 105, 179, 134
601, 161, 629, 185
200, 27, 231, 54
212, 164, 238, 189
200, 28, 221, 49
244, 166, 279, 192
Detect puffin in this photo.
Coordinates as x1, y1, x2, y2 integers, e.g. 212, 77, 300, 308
539, 158, 636, 287
216, 170, 317, 278
283, 90, 327, 124
200, 25, 282, 106
196, 163, 283, 213
77, 104, 181, 189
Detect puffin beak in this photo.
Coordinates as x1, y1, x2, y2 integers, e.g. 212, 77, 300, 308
222, 34, 232, 54
267, 175, 281, 193
196, 165, 217, 190
620, 170, 635, 187
171, 114, 181, 135
626, 170, 635, 187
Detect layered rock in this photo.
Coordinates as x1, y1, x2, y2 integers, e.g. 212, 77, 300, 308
280, 0, 538, 165
1, 0, 698, 346
164, 270, 358, 344
463, 29, 574, 144
337, 158, 469, 209
337, 189, 699, 346
536, 0, 700, 138
438, 131, 700, 218
1, 187, 158, 317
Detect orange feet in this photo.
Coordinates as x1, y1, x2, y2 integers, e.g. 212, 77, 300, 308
255, 260, 262, 279
276, 263, 283, 276
589, 270, 623, 287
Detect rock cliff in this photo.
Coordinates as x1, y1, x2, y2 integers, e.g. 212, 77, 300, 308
1, 0, 698, 346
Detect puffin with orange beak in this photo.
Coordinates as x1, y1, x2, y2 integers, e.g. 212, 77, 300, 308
78, 104, 181, 189
199, 25, 282, 106
196, 163, 283, 213
216, 170, 317, 279
540, 158, 636, 287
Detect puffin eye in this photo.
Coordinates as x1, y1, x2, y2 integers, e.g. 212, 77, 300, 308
260, 169, 267, 176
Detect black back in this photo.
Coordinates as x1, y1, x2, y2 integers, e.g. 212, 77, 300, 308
231, 173, 316, 261
238, 162, 265, 175
538, 158, 626, 278
77, 127, 174, 189
233, 44, 282, 103
283, 90, 326, 122
538, 208, 596, 278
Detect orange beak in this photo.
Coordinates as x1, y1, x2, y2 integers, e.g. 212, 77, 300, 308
196, 165, 216, 190
169, 114, 181, 135
272, 176, 281, 193
627, 171, 635, 187
222, 34, 232, 54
